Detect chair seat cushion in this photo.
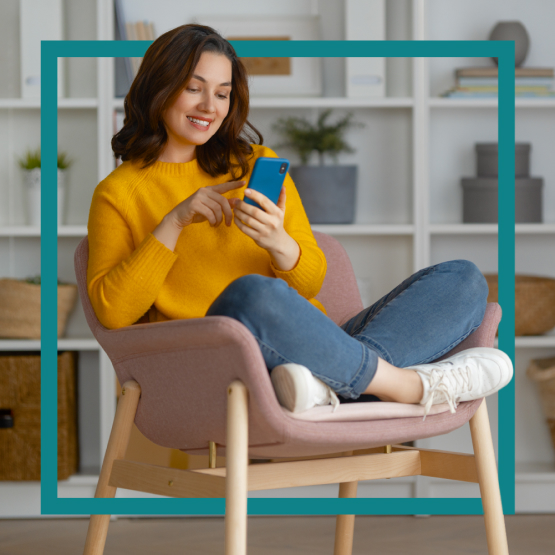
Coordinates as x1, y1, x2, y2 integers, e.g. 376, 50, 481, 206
281, 400, 450, 422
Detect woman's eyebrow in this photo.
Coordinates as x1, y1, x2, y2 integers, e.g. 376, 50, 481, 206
192, 74, 232, 87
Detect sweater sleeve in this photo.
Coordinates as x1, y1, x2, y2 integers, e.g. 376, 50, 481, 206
270, 171, 327, 301
87, 182, 177, 329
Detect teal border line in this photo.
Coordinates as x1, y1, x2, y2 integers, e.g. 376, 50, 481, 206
41, 40, 515, 516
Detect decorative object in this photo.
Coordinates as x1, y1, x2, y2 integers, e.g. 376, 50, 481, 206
476, 142, 530, 177
0, 351, 78, 480
20, 0, 63, 98
197, 15, 321, 96
484, 274, 555, 336
273, 109, 362, 224
461, 142, 543, 223
345, 0, 385, 98
0, 276, 78, 339
489, 21, 530, 67
526, 357, 555, 454
18, 148, 72, 226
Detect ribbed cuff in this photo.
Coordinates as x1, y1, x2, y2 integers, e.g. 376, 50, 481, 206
271, 243, 324, 296
121, 233, 178, 295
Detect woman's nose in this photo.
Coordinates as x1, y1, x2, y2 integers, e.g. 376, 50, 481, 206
198, 92, 215, 113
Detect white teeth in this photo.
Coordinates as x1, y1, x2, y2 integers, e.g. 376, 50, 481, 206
187, 116, 209, 126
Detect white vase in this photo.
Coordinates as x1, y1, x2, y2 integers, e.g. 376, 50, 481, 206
24, 168, 65, 227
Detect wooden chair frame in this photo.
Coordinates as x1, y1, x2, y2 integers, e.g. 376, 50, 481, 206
83, 379, 509, 555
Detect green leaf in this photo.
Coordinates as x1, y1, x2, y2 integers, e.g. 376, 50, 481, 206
271, 109, 363, 166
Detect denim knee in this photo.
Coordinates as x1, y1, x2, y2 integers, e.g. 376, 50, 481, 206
447, 259, 489, 325
206, 274, 286, 318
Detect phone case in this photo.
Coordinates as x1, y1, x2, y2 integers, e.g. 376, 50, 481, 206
244, 157, 290, 210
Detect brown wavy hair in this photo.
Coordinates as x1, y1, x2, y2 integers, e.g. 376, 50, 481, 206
112, 24, 262, 179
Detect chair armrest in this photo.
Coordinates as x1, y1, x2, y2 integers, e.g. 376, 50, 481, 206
99, 316, 287, 451
435, 302, 502, 362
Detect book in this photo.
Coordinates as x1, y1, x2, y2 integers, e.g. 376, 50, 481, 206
345, 0, 385, 98
20, 0, 64, 98
457, 77, 554, 88
456, 67, 554, 78
114, 0, 133, 97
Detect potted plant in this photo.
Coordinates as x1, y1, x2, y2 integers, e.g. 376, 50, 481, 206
18, 148, 73, 226
272, 109, 363, 224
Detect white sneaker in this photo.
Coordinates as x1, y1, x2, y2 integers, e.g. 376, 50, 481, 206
408, 348, 513, 419
271, 363, 340, 413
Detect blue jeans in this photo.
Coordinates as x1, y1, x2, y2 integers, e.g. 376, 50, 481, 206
205, 260, 488, 400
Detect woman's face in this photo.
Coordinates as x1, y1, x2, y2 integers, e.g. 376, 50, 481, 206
162, 51, 232, 154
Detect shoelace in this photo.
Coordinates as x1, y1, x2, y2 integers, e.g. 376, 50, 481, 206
422, 365, 473, 420
329, 389, 340, 413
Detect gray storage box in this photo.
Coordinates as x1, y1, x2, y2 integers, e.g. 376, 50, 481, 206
476, 143, 531, 177
290, 166, 357, 224
462, 177, 543, 223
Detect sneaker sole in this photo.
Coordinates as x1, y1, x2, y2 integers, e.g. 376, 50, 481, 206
271, 364, 310, 413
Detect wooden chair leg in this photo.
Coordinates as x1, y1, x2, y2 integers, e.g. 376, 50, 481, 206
83, 380, 141, 555
469, 399, 509, 555
334, 451, 358, 555
225, 381, 249, 555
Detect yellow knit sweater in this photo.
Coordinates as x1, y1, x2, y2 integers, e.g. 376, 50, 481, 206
87, 145, 327, 329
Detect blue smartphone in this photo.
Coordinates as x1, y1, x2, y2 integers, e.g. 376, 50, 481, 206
243, 157, 290, 211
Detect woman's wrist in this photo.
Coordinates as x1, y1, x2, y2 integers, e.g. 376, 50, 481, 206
152, 212, 184, 251
269, 234, 301, 272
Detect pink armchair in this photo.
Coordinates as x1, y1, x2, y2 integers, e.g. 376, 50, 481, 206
76, 231, 508, 555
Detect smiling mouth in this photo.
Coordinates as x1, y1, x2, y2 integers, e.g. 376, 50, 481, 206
187, 116, 210, 128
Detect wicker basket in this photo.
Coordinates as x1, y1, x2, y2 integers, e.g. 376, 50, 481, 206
0, 351, 79, 480
526, 356, 555, 454
484, 274, 555, 336
0, 279, 77, 339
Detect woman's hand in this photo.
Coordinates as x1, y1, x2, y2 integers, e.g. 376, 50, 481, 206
152, 179, 245, 251
230, 186, 301, 271
170, 179, 246, 229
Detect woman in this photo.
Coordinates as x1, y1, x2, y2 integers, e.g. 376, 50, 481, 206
88, 24, 512, 417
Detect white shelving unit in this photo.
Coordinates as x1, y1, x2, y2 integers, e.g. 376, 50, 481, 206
1, 0, 554, 516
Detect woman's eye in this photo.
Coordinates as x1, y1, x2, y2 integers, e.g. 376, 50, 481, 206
187, 88, 199, 93
218, 94, 229, 99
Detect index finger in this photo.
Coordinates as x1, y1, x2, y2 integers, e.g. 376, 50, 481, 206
210, 180, 246, 194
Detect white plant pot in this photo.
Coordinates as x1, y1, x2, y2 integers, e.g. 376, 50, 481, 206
24, 168, 65, 227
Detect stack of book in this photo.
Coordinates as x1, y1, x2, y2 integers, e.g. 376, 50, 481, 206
442, 67, 555, 98
125, 21, 156, 77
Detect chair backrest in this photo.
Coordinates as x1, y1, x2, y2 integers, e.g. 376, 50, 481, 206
312, 231, 363, 326
74, 232, 364, 345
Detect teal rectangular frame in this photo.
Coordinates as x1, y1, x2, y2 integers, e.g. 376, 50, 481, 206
41, 40, 515, 515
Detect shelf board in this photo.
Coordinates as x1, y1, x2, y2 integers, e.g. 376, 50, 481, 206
0, 98, 98, 109
429, 98, 555, 109
312, 224, 414, 235
493, 331, 555, 349
429, 224, 555, 235
111, 97, 414, 110
0, 225, 88, 237
0, 338, 100, 351
515, 462, 555, 481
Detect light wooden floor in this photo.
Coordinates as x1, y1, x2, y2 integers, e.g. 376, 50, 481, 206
1, 515, 554, 554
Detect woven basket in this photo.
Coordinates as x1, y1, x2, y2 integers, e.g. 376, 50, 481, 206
0, 279, 77, 339
484, 274, 555, 336
526, 357, 555, 454
0, 351, 79, 480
